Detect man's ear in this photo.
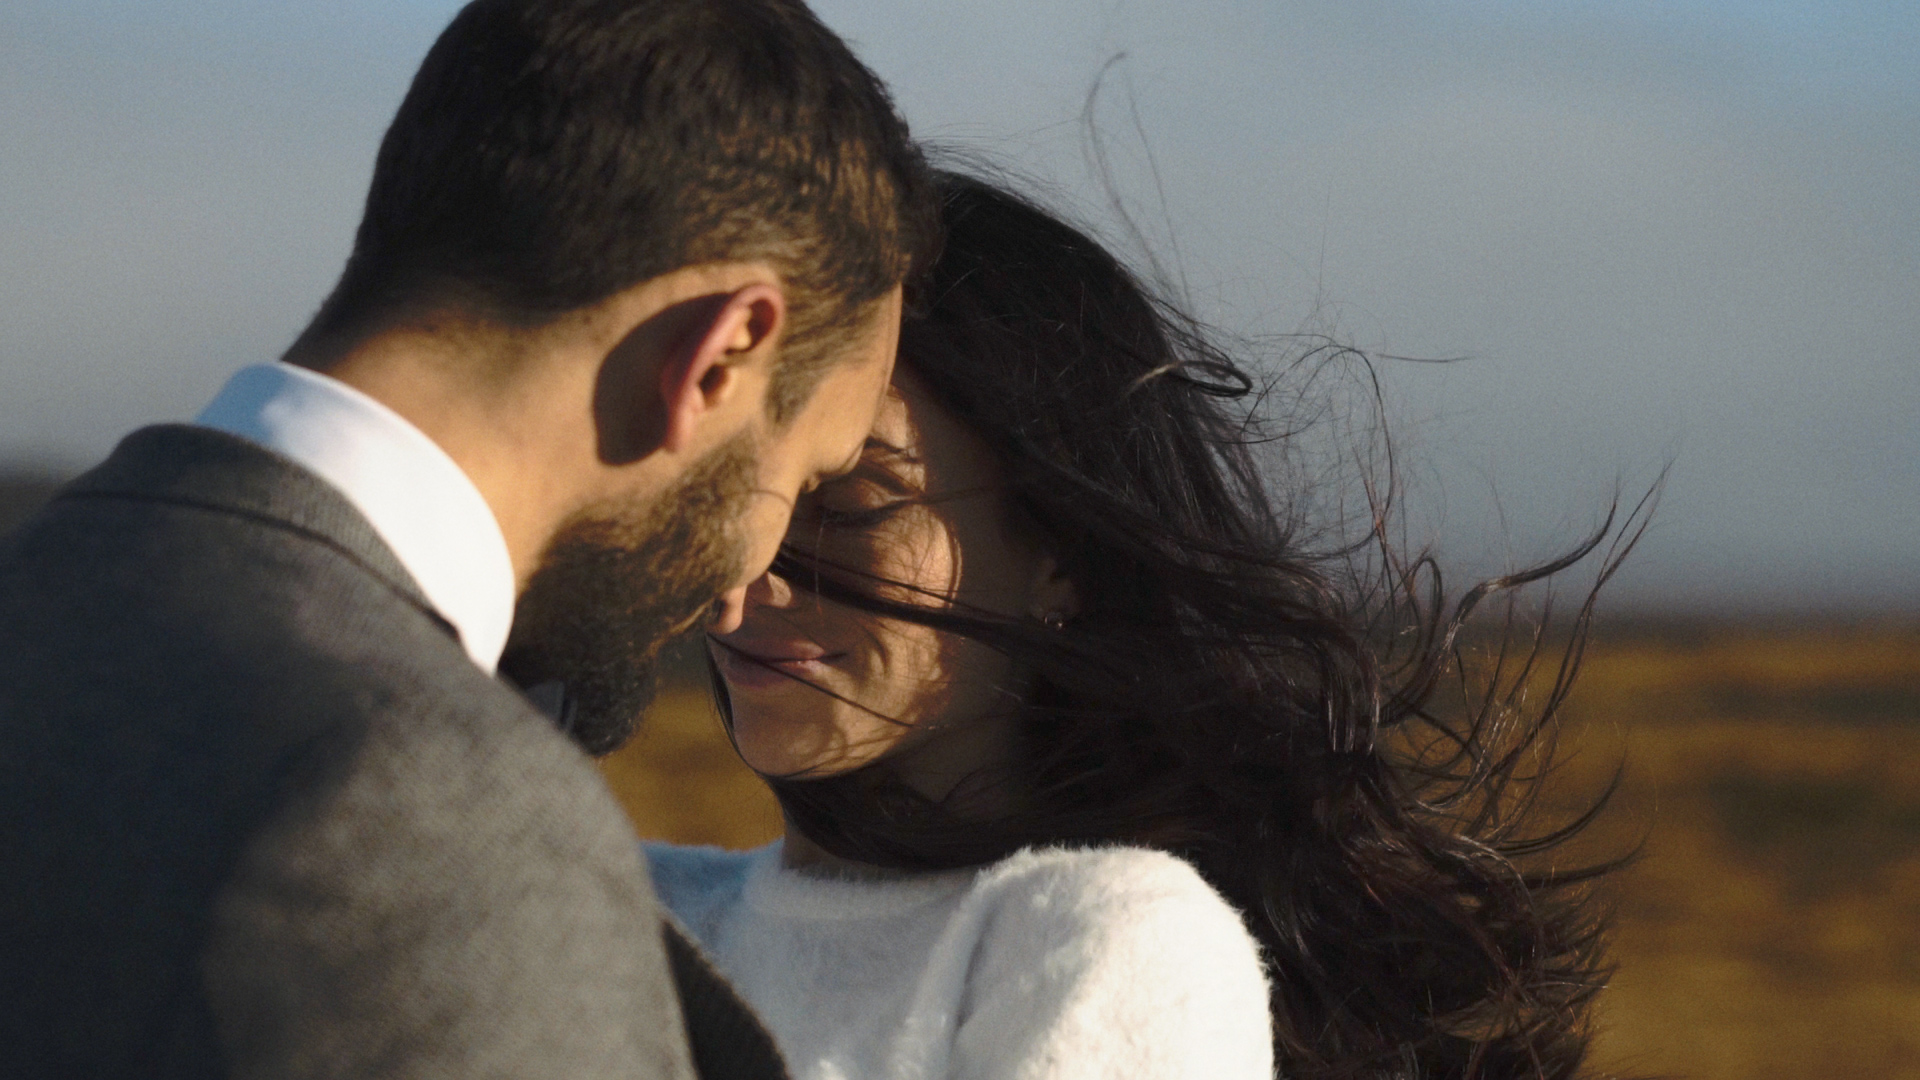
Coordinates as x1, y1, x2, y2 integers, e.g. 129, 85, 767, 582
659, 283, 786, 455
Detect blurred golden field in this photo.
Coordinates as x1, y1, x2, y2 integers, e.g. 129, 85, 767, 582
1561, 620, 1920, 1079
602, 622, 1920, 1080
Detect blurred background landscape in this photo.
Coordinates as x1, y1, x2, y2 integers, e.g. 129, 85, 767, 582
4, 1, 1915, 1076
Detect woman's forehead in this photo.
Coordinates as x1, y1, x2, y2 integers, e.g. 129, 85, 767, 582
867, 378, 917, 450
872, 369, 1001, 490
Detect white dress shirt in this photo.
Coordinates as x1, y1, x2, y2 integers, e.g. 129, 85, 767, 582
195, 362, 517, 673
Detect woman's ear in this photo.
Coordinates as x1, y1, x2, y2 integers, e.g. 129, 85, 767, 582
658, 282, 786, 455
1026, 553, 1080, 626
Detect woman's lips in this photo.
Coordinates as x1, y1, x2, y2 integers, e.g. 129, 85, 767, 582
710, 639, 841, 691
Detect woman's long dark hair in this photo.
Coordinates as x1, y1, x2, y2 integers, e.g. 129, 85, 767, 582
732, 170, 1652, 1080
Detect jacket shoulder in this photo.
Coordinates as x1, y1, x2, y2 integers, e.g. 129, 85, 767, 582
46, 423, 425, 607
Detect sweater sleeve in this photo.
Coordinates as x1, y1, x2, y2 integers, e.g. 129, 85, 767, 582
949, 847, 1273, 1080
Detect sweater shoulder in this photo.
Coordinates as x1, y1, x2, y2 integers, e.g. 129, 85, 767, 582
964, 844, 1269, 989
974, 844, 1243, 924
952, 845, 1274, 1078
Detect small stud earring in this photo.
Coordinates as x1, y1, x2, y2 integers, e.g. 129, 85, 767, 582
1040, 611, 1067, 630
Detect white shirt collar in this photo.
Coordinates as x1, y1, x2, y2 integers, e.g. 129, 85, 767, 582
194, 362, 518, 673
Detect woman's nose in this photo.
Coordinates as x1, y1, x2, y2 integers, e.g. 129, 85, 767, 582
710, 569, 799, 634
744, 568, 795, 610
710, 571, 797, 635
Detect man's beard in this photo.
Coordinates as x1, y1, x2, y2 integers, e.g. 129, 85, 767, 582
501, 434, 756, 756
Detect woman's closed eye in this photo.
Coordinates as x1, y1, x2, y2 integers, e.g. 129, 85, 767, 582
801, 463, 923, 534
815, 501, 909, 529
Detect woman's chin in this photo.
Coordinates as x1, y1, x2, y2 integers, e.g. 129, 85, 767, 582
730, 716, 891, 781
734, 744, 847, 782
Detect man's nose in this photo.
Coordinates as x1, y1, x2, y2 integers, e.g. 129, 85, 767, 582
706, 586, 749, 635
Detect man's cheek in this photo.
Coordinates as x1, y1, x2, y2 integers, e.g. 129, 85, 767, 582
739, 503, 788, 579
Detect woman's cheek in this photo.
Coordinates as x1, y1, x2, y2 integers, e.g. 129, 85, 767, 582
875, 513, 963, 600
833, 619, 920, 721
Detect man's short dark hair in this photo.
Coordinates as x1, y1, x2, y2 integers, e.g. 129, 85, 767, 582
305, 0, 936, 419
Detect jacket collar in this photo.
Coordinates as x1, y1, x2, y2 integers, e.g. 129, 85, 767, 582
59, 424, 452, 639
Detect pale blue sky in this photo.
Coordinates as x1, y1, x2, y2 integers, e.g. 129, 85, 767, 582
3, 1, 1915, 612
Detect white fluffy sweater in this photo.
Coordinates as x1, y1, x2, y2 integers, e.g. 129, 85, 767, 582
644, 841, 1273, 1080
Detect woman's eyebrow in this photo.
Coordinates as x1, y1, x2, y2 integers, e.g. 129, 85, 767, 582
862, 436, 918, 462
850, 437, 922, 494
823, 436, 918, 482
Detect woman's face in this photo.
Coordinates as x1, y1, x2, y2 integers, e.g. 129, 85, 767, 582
707, 368, 1072, 795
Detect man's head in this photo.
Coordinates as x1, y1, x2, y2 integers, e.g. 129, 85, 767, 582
292, 0, 934, 750
304, 0, 931, 397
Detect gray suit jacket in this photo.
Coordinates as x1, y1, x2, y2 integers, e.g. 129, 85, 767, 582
0, 426, 783, 1080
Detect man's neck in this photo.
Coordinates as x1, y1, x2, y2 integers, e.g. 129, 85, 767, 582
291, 326, 596, 591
